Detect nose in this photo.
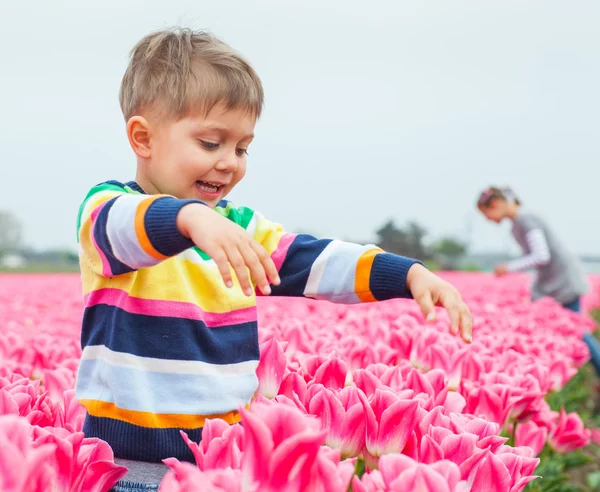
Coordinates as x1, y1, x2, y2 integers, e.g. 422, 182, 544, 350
215, 149, 238, 173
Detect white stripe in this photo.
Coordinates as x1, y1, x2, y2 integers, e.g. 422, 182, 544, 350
507, 228, 550, 272
304, 240, 342, 298
176, 248, 217, 268
245, 211, 260, 238
105, 195, 158, 268
81, 345, 259, 377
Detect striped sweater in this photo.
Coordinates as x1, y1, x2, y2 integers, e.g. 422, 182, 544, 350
75, 180, 420, 462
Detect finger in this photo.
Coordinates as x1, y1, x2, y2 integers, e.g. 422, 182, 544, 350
250, 241, 280, 286
211, 249, 233, 288
439, 293, 460, 335
226, 247, 254, 296
459, 307, 473, 343
241, 244, 271, 296
416, 292, 436, 323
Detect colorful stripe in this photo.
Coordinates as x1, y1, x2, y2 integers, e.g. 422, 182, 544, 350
81, 345, 259, 376
84, 288, 257, 327
355, 248, 383, 302
80, 400, 243, 429
106, 194, 161, 268
82, 304, 260, 363
76, 180, 420, 463
77, 358, 257, 417
305, 241, 379, 303
134, 196, 170, 261
89, 202, 114, 277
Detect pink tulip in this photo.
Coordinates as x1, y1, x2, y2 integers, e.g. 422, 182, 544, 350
161, 462, 249, 492
467, 450, 512, 492
362, 388, 420, 468
278, 371, 308, 405
240, 401, 351, 491
255, 338, 287, 399
165, 419, 244, 471
548, 408, 591, 453
592, 428, 600, 446
353, 369, 383, 397
379, 454, 467, 492
547, 359, 577, 392
308, 385, 366, 458
312, 357, 348, 390
0, 415, 59, 492
514, 421, 548, 456
351, 470, 387, 492
30, 425, 128, 492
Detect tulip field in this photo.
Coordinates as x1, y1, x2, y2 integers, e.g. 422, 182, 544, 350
2, 273, 600, 491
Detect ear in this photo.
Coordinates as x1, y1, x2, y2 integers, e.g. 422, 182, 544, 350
126, 116, 152, 159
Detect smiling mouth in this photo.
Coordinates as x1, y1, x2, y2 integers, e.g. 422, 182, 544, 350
196, 181, 225, 194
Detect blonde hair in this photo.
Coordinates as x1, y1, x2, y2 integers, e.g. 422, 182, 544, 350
119, 27, 264, 121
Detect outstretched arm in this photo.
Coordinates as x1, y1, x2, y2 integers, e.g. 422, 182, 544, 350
246, 210, 472, 342
77, 181, 204, 276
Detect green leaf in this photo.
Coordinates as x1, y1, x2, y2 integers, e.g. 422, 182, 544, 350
587, 470, 600, 490
561, 450, 593, 470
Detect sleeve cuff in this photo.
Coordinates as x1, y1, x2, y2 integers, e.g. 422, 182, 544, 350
144, 197, 208, 257
369, 253, 424, 300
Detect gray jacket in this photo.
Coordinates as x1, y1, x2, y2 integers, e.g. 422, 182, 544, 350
511, 211, 588, 304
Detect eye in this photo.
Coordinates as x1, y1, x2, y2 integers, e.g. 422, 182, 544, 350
236, 148, 248, 157
200, 140, 220, 151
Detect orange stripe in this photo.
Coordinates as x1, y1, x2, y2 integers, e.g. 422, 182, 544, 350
134, 197, 169, 261
354, 248, 383, 303
79, 399, 244, 428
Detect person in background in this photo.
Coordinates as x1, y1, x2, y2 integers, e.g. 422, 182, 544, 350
477, 186, 600, 375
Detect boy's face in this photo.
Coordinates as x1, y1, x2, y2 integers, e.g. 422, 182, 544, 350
136, 102, 256, 207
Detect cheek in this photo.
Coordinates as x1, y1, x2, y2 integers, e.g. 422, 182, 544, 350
234, 160, 247, 182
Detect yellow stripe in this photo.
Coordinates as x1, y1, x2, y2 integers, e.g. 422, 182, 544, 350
135, 196, 169, 261
80, 399, 244, 428
253, 216, 285, 255
82, 257, 256, 313
354, 248, 383, 303
79, 190, 125, 275
81, 190, 124, 222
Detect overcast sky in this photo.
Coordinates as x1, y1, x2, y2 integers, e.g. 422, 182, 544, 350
1, 0, 598, 255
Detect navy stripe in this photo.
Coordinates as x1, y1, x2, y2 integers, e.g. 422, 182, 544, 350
93, 197, 136, 276
81, 304, 259, 364
270, 234, 332, 297
370, 253, 419, 301
144, 197, 201, 257
83, 414, 208, 462
124, 181, 146, 194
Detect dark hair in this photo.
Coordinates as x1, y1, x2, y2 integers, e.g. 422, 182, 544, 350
477, 186, 521, 207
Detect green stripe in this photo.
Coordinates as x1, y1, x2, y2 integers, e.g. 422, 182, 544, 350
75, 182, 126, 242
192, 203, 256, 260
214, 202, 255, 230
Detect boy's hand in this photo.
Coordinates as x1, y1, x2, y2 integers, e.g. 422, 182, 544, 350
177, 204, 280, 296
406, 264, 473, 343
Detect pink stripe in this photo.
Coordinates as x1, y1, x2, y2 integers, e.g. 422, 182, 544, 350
271, 233, 296, 271
84, 288, 257, 327
90, 203, 113, 277
256, 233, 297, 297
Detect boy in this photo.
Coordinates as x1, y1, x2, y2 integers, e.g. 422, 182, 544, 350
75, 27, 472, 490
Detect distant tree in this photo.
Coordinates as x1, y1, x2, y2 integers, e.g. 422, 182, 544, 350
432, 237, 467, 269
404, 221, 430, 260
0, 210, 22, 256
375, 219, 431, 260
376, 220, 407, 256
